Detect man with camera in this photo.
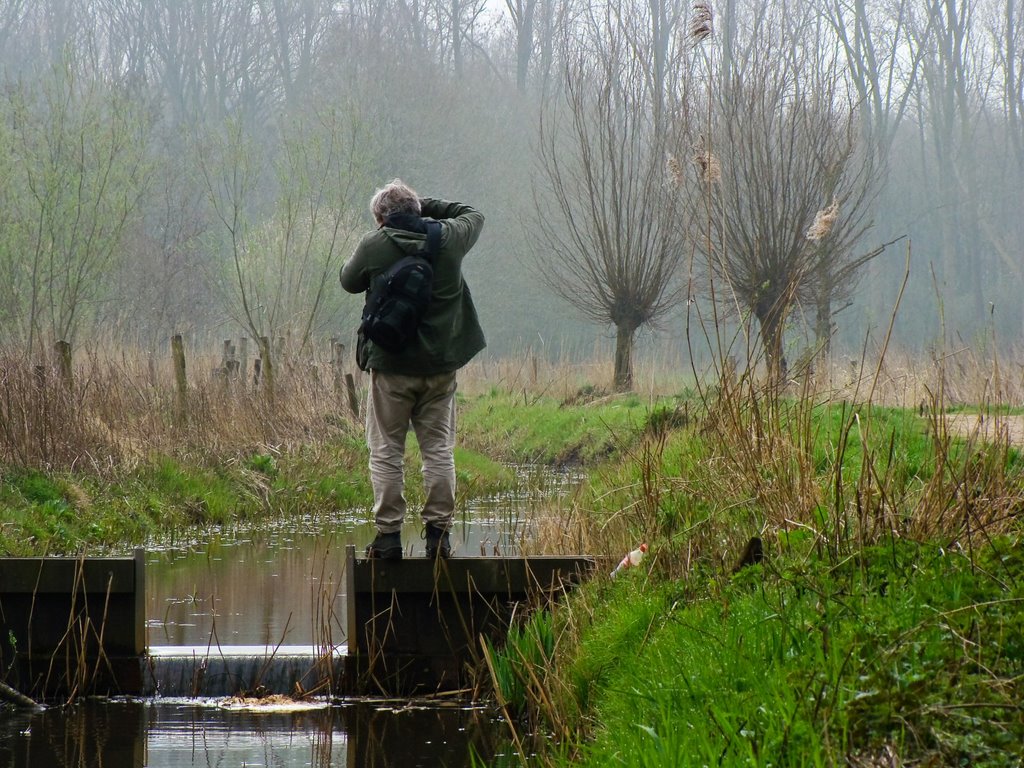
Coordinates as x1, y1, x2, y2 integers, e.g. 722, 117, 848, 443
340, 179, 485, 559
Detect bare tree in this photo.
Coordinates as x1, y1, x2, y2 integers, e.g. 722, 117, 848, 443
825, 0, 926, 158
198, 108, 370, 372
0, 1, 28, 68
906, 0, 987, 319
0, 58, 149, 354
256, 0, 335, 110
143, 0, 269, 126
975, 0, 1024, 336
506, 0, 539, 91
90, 119, 218, 351
689, 4, 882, 381
999, 0, 1024, 168
517, 0, 584, 96
533, 0, 689, 391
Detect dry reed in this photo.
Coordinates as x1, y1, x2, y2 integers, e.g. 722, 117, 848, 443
692, 144, 721, 184
0, 343, 361, 472
806, 199, 839, 241
690, 1, 713, 45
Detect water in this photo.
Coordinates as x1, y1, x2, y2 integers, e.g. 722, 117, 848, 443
0, 698, 522, 767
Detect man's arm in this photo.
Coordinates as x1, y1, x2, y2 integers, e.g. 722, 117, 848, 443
339, 240, 371, 294
420, 198, 484, 252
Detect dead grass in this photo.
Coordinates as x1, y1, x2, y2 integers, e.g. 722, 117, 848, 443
0, 343, 360, 471
508, 340, 1024, 583
814, 346, 1024, 410
943, 413, 1024, 445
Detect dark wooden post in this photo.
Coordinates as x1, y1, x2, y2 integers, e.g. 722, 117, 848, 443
258, 336, 274, 399
345, 373, 359, 418
331, 339, 346, 395
133, 547, 146, 655
171, 334, 187, 423
238, 337, 249, 381
218, 339, 239, 385
55, 340, 73, 390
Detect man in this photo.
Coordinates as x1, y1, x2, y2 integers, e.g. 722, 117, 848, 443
340, 179, 485, 559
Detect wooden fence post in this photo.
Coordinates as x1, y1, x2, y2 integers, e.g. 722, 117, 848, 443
258, 336, 274, 400
55, 340, 73, 390
171, 334, 187, 423
331, 339, 346, 395
238, 337, 249, 382
219, 339, 240, 384
345, 373, 359, 418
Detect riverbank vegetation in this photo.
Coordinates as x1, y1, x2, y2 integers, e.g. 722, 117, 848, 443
485, 358, 1024, 767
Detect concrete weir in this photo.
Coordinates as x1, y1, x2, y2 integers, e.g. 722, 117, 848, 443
0, 548, 593, 699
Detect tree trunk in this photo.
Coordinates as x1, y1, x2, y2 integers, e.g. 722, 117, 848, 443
613, 324, 635, 392
756, 311, 787, 388
815, 295, 832, 360
515, 0, 536, 92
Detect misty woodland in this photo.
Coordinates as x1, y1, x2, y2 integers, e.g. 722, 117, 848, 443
0, 0, 1021, 386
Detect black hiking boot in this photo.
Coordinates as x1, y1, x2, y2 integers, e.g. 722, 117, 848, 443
365, 531, 402, 560
424, 523, 451, 559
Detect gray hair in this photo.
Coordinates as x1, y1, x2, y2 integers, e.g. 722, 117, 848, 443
370, 179, 421, 222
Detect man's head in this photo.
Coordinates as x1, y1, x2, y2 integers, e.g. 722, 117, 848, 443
370, 179, 421, 225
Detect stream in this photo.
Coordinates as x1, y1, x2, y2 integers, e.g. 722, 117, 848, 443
1, 469, 574, 767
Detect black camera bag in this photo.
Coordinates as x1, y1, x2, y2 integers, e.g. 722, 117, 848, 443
357, 220, 442, 368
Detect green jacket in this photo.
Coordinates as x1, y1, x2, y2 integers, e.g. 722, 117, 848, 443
340, 198, 486, 375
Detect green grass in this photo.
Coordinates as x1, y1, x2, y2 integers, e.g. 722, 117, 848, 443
805, 402, 933, 483
556, 539, 1024, 767
0, 391, 655, 555
469, 392, 1024, 767
458, 389, 661, 465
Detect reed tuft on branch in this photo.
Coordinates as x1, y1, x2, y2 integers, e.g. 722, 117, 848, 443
667, 154, 685, 187
806, 200, 839, 241
692, 144, 721, 184
690, 1, 713, 45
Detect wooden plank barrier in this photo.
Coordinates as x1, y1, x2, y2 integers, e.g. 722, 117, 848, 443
0, 547, 595, 700
345, 545, 595, 696
0, 550, 145, 699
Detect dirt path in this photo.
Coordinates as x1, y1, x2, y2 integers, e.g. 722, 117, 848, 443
942, 414, 1024, 446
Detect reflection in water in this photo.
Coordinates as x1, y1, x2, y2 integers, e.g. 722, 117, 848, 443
147, 478, 569, 648
0, 699, 521, 767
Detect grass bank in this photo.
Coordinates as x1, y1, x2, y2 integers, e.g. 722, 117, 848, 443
535, 538, 1023, 767
486, 382, 1024, 767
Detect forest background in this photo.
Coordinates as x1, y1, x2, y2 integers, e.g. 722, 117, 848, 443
0, 0, 1021, 381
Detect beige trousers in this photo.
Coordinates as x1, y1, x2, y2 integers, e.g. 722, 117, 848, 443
365, 370, 458, 534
